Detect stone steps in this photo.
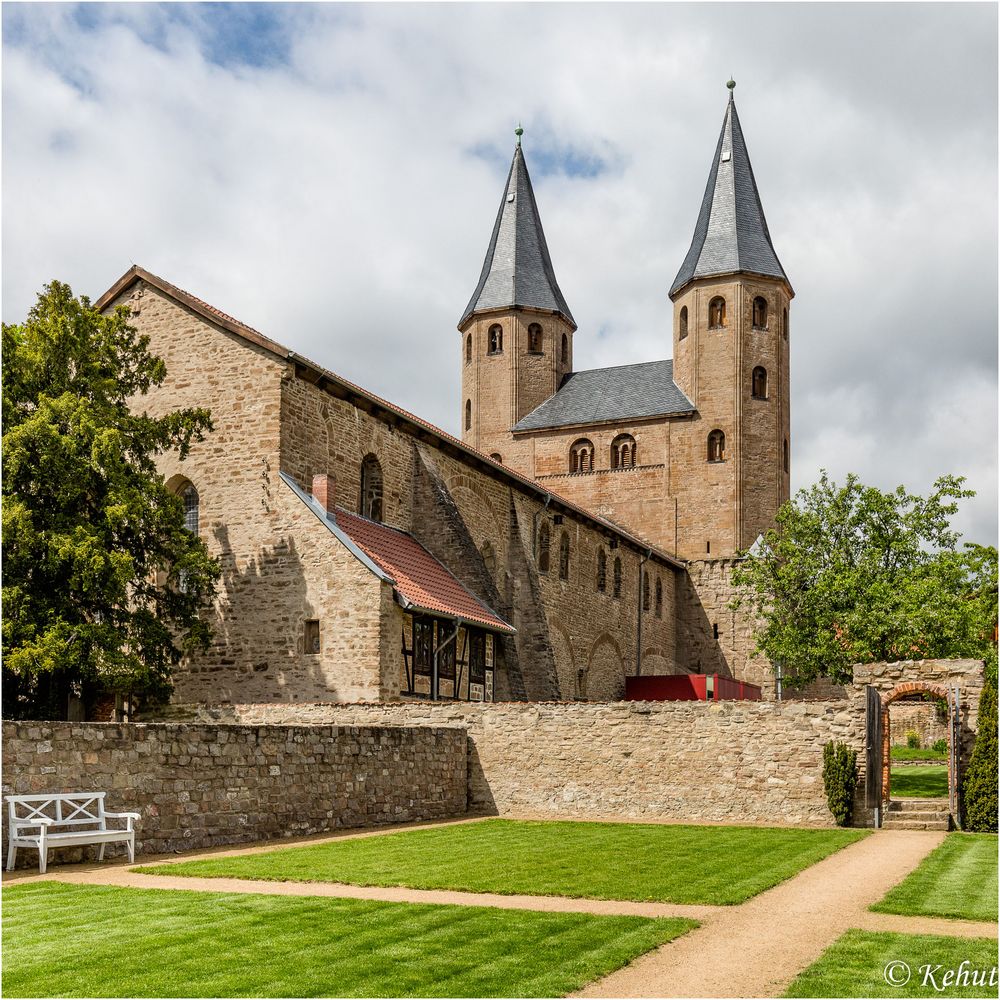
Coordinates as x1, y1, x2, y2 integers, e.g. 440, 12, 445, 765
883, 797, 951, 830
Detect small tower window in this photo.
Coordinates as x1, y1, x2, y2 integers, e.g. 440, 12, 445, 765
613, 557, 622, 598
559, 532, 570, 581
359, 453, 384, 522
679, 306, 688, 340
304, 619, 321, 654
528, 323, 543, 353
707, 429, 726, 463
561, 332, 569, 365
709, 296, 726, 329
465, 399, 472, 431
783, 437, 789, 474
655, 578, 663, 618
465, 334, 472, 363
489, 453, 503, 464
488, 324, 503, 354
538, 522, 551, 573
783, 307, 789, 341
569, 438, 595, 473
642, 571, 650, 611
597, 549, 607, 593
752, 296, 768, 330
752, 366, 768, 399
611, 434, 637, 470
181, 483, 200, 536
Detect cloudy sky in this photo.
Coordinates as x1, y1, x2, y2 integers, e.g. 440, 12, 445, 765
4, 2, 997, 546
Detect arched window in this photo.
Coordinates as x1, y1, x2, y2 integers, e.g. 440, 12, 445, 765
642, 571, 650, 611
708, 296, 726, 329
561, 332, 568, 365
181, 483, 200, 535
611, 434, 637, 470
481, 541, 496, 579
359, 454, 384, 522
783, 437, 789, 474
613, 557, 622, 598
538, 522, 551, 573
465, 334, 472, 363
528, 323, 543, 353
489, 453, 503, 464
707, 430, 726, 463
752, 366, 768, 399
488, 324, 503, 354
783, 307, 789, 341
596, 549, 607, 593
569, 438, 595, 473
679, 306, 688, 340
465, 399, 472, 431
752, 296, 768, 330
559, 532, 570, 581
655, 577, 663, 618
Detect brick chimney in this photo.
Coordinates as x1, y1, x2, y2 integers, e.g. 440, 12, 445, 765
312, 474, 337, 518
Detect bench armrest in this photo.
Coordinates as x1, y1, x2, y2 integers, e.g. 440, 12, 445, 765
11, 818, 53, 831
103, 811, 141, 830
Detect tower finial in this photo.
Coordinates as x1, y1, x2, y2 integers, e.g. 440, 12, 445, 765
515, 122, 524, 147
726, 78, 736, 92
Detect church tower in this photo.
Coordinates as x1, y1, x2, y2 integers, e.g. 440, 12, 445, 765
459, 131, 576, 472
670, 83, 792, 558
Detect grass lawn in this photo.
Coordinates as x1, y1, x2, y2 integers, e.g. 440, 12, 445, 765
891, 765, 949, 798
137, 818, 869, 906
871, 833, 999, 923
890, 747, 948, 762
783, 930, 999, 998
2, 881, 695, 998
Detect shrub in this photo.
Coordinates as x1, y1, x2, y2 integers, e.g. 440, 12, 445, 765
906, 731, 921, 749
963, 683, 998, 833
932, 738, 948, 754
823, 741, 858, 826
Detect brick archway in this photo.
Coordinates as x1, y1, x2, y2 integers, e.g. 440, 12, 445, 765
880, 682, 953, 803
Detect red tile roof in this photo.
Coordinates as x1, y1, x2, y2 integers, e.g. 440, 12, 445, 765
334, 508, 515, 634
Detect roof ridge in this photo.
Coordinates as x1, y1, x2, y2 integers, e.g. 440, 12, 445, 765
569, 358, 673, 377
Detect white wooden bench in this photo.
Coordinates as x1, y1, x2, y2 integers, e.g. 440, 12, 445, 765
6, 793, 140, 874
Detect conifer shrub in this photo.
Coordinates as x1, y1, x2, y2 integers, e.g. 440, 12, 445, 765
822, 741, 858, 827
963, 682, 998, 833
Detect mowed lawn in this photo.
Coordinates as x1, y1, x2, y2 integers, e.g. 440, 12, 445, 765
872, 833, 999, 923
2, 881, 695, 998
138, 818, 869, 905
783, 930, 999, 998
890, 766, 949, 798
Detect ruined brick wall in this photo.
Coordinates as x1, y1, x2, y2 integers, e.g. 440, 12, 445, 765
163, 700, 866, 827
2, 721, 466, 862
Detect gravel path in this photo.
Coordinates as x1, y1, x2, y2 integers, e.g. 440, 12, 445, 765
576, 829, 951, 999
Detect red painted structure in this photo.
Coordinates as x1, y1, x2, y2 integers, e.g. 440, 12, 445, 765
625, 674, 762, 702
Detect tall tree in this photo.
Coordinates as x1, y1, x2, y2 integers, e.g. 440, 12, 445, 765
732, 472, 998, 688
2, 280, 220, 718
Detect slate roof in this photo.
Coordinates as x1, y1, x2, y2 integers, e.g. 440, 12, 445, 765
459, 145, 576, 329
512, 359, 694, 432
670, 93, 790, 297
332, 508, 516, 634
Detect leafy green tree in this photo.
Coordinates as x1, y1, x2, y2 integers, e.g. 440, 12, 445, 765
2, 280, 220, 718
732, 472, 998, 689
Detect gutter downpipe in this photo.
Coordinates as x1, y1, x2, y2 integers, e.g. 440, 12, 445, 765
432, 621, 463, 702
636, 548, 652, 676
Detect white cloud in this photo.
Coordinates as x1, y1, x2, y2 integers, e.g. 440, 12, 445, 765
3, 2, 996, 546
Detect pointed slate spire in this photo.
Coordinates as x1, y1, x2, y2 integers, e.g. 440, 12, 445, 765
460, 141, 576, 330
670, 86, 790, 298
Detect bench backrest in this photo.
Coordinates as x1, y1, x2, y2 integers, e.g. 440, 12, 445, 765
6, 793, 107, 829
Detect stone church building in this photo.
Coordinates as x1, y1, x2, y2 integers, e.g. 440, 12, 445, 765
97, 87, 790, 707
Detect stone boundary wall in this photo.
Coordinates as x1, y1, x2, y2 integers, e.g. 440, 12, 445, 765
164, 699, 866, 827
1, 722, 466, 864
889, 702, 949, 749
